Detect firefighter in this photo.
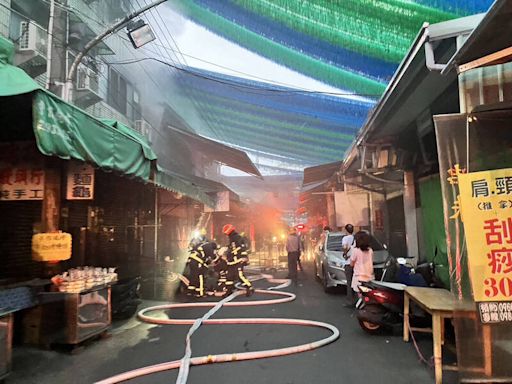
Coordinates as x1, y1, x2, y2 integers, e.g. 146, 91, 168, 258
212, 246, 229, 296
186, 229, 209, 297
222, 224, 254, 297
196, 235, 221, 295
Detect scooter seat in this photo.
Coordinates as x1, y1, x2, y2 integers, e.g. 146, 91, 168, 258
366, 280, 407, 291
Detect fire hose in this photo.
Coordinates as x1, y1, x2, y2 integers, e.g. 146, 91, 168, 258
96, 272, 340, 384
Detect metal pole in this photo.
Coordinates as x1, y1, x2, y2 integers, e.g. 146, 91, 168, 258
154, 187, 158, 262
45, 0, 55, 89
63, 0, 167, 102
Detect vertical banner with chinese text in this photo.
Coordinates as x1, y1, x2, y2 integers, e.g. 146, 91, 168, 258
66, 162, 94, 200
459, 168, 512, 323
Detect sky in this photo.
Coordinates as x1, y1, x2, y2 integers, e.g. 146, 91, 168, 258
151, 4, 371, 104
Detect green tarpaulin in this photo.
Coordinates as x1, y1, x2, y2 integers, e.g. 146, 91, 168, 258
419, 176, 450, 289
100, 119, 157, 161
32, 91, 156, 181
0, 36, 40, 96
156, 166, 216, 208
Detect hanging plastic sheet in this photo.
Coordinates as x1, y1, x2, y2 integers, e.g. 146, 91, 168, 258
434, 109, 512, 382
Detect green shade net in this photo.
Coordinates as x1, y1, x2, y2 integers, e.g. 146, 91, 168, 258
418, 176, 450, 289
0, 36, 40, 96
32, 91, 155, 181
155, 165, 216, 207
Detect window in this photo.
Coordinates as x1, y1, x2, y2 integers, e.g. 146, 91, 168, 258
107, 68, 128, 115
326, 235, 344, 251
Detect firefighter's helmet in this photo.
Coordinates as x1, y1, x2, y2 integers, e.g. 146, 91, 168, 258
222, 224, 235, 235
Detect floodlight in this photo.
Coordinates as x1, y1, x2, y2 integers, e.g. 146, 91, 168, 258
127, 20, 156, 49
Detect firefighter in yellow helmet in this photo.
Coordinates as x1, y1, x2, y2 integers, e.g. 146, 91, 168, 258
186, 228, 209, 297
222, 224, 254, 297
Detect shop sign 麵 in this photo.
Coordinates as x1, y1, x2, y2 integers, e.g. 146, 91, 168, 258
66, 162, 94, 200
459, 168, 512, 323
32, 232, 72, 261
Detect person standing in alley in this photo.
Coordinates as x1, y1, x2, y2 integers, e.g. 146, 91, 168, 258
350, 230, 375, 295
286, 227, 302, 281
342, 224, 355, 307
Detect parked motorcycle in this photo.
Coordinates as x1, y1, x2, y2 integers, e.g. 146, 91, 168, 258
111, 276, 142, 320
356, 254, 440, 334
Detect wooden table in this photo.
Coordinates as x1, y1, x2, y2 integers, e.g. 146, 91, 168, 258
403, 287, 492, 384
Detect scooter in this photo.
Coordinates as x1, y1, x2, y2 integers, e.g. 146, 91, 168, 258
355, 255, 438, 334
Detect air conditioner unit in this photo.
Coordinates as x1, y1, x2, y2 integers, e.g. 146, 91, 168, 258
16, 21, 48, 76
75, 64, 102, 107
19, 21, 47, 55
134, 119, 152, 142
77, 65, 99, 93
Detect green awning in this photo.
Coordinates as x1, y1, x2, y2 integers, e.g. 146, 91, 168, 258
0, 36, 40, 96
1, 35, 156, 181
156, 166, 216, 207
100, 119, 157, 161
32, 91, 155, 180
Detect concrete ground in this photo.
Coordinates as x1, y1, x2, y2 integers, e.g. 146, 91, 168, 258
7, 263, 458, 384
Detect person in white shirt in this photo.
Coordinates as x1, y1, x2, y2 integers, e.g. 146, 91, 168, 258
350, 231, 375, 293
341, 224, 355, 307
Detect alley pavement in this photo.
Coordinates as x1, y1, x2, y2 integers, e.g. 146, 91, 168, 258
8, 262, 457, 384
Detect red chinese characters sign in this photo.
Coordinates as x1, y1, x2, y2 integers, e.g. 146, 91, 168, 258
459, 169, 512, 303
0, 165, 45, 200
0, 142, 45, 201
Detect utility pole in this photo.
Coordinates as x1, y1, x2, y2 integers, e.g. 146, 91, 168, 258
63, 0, 167, 102
45, 0, 55, 90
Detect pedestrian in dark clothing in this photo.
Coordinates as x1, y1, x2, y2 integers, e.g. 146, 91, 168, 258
342, 224, 355, 307
286, 227, 302, 281
297, 233, 304, 272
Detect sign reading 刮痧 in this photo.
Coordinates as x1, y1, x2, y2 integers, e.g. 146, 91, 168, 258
459, 168, 512, 307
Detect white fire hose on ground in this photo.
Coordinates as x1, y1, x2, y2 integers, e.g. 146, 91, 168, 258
96, 271, 340, 384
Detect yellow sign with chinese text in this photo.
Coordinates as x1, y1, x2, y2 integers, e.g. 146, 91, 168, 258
459, 168, 512, 302
32, 232, 72, 261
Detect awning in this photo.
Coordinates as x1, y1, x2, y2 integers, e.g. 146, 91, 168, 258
0, 35, 157, 181
155, 166, 216, 207
166, 125, 262, 178
181, 173, 238, 200
444, 0, 512, 74
0, 36, 40, 96
100, 119, 157, 161
303, 161, 341, 186
32, 91, 156, 181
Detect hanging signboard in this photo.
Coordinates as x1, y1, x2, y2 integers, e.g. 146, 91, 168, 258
66, 162, 94, 200
204, 191, 230, 212
32, 232, 72, 261
459, 168, 512, 323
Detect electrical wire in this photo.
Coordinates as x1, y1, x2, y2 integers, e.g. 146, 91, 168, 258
36, 0, 374, 99
136, 0, 229, 143
108, 57, 381, 98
